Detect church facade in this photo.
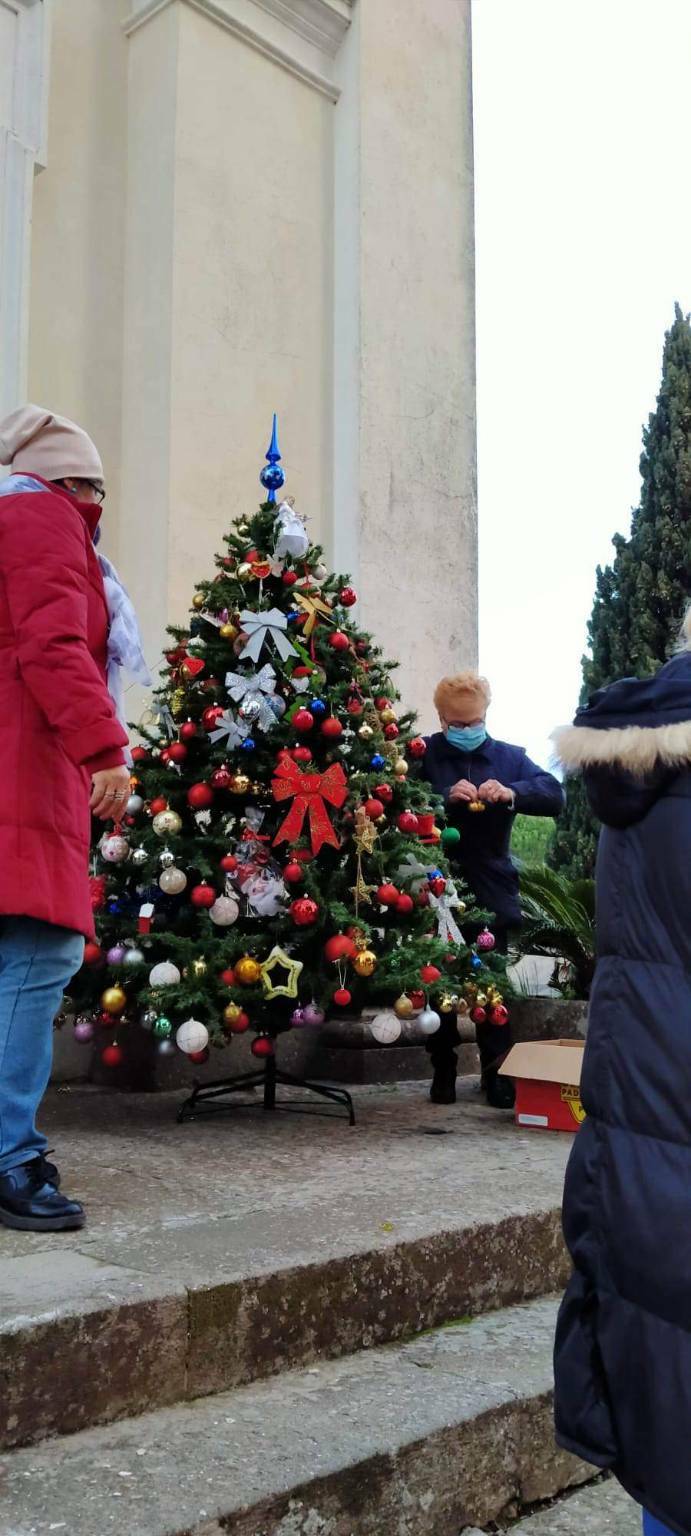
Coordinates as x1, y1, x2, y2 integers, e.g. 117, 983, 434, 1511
1, 0, 477, 722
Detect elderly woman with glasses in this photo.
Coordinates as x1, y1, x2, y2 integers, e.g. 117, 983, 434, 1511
0, 405, 149, 1233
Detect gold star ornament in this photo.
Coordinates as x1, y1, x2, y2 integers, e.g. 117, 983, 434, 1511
260, 946, 304, 1000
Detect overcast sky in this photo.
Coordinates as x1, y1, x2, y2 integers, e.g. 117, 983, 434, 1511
473, 0, 691, 768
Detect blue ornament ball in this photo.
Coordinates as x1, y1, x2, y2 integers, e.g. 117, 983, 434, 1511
260, 463, 285, 495
286, 609, 300, 625
370, 753, 386, 770
310, 699, 327, 715
241, 737, 256, 751
268, 695, 287, 718
471, 954, 483, 971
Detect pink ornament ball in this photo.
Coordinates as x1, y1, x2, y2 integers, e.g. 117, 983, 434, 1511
107, 945, 126, 965
74, 1018, 94, 1044
302, 1003, 325, 1027
290, 1007, 307, 1027
477, 928, 496, 952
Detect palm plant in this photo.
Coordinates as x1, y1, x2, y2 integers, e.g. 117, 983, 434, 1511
517, 865, 596, 1000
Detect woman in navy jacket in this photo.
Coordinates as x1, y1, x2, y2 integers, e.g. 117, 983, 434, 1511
421, 672, 563, 1107
553, 639, 691, 1536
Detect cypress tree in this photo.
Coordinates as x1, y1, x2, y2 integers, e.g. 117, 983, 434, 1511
552, 304, 691, 877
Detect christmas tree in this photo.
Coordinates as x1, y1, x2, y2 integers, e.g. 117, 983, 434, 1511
552, 305, 691, 877
68, 424, 509, 1083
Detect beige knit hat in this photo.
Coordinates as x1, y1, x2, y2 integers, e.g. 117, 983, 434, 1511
0, 404, 104, 483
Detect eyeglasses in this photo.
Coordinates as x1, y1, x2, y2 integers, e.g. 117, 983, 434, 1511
83, 480, 106, 504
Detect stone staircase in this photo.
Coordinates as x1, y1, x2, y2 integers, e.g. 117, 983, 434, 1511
0, 1076, 592, 1535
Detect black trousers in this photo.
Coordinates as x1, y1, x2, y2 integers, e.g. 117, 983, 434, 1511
426, 927, 511, 1084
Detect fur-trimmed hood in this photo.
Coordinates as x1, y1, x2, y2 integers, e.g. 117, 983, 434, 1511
553, 652, 691, 778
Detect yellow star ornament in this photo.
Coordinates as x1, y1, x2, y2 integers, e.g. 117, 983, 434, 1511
260, 946, 304, 1000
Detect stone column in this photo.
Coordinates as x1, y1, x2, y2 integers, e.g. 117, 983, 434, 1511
0, 0, 50, 421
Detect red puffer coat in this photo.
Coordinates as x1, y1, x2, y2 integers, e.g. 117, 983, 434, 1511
0, 479, 127, 937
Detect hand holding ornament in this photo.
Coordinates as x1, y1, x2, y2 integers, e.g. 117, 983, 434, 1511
448, 779, 478, 805
477, 780, 514, 806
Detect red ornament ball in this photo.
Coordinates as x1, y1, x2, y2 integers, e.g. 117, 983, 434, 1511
384, 722, 400, 740
220, 853, 238, 872
211, 766, 233, 790
364, 798, 385, 820
167, 742, 188, 764
131, 746, 148, 763
191, 883, 216, 908
339, 586, 357, 606
375, 696, 391, 711
179, 720, 198, 742
149, 797, 168, 816
324, 935, 356, 963
470, 1005, 488, 1026
102, 1044, 124, 1069
296, 848, 315, 864
375, 784, 394, 804
291, 897, 319, 927
429, 875, 447, 896
329, 631, 350, 652
187, 782, 214, 809
333, 988, 352, 1008
219, 967, 236, 986
226, 1010, 250, 1034
396, 893, 415, 915
397, 810, 419, 833
292, 746, 313, 763
420, 964, 442, 984
347, 698, 364, 716
252, 1035, 275, 1059
83, 942, 103, 967
321, 717, 343, 739
188, 1048, 209, 1065
417, 888, 430, 907
202, 705, 224, 731
160, 748, 171, 765
489, 1004, 510, 1027
284, 862, 304, 884
294, 708, 315, 734
282, 569, 298, 587
377, 883, 400, 907
409, 988, 426, 1010
409, 736, 427, 758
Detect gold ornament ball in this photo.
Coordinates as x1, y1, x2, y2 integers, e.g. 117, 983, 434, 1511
379, 707, 397, 725
394, 994, 414, 1019
237, 562, 253, 580
235, 955, 262, 985
171, 689, 186, 717
353, 948, 377, 978
223, 1001, 243, 1025
190, 958, 208, 978
439, 993, 456, 1014
358, 723, 374, 741
475, 991, 488, 1008
229, 773, 251, 796
192, 593, 205, 611
393, 758, 409, 776
220, 622, 239, 641
101, 986, 127, 1016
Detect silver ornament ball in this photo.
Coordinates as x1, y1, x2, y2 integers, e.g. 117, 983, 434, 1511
159, 848, 175, 868
131, 847, 149, 868
126, 794, 144, 815
123, 947, 145, 967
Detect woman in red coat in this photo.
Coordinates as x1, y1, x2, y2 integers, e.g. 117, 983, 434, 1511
0, 406, 137, 1232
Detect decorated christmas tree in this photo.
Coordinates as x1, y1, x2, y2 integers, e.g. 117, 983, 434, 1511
68, 423, 509, 1097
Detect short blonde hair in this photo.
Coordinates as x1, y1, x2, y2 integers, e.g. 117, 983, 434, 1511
433, 671, 492, 722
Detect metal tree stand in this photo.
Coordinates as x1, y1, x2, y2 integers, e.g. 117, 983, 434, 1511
177, 1052, 356, 1125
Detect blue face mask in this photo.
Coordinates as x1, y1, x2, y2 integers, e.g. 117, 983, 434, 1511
446, 724, 487, 753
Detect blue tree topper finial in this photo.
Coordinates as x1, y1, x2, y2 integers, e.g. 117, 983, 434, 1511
260, 413, 285, 504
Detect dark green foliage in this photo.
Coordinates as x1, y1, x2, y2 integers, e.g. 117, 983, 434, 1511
518, 866, 596, 1000
510, 815, 555, 867
553, 304, 691, 876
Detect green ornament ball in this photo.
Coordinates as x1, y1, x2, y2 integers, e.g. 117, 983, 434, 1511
153, 1015, 173, 1040
441, 826, 461, 846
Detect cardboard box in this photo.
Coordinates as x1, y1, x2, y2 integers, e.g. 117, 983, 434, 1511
499, 1039, 585, 1133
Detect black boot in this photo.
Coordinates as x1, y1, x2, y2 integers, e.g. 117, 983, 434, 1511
0, 1159, 84, 1232
476, 1021, 516, 1111
429, 1041, 458, 1104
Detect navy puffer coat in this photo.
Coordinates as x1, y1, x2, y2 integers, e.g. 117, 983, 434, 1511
553, 652, 691, 1535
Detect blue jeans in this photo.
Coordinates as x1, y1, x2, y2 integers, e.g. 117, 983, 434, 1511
644, 1514, 676, 1535
0, 918, 84, 1174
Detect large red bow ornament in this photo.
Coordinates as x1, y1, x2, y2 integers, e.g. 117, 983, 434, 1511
272, 756, 348, 854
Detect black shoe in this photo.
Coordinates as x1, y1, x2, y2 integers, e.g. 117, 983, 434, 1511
37, 1153, 60, 1188
430, 1066, 457, 1105
484, 1072, 516, 1111
0, 1160, 84, 1232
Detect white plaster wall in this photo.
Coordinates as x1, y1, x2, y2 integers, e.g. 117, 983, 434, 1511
166, 1, 333, 629
27, 0, 128, 523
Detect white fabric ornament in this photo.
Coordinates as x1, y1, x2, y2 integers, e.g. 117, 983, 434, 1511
225, 664, 279, 733
176, 1018, 209, 1055
274, 499, 310, 561
238, 608, 296, 664
244, 872, 286, 918
428, 881, 465, 948
149, 961, 181, 987
369, 1013, 402, 1045
209, 710, 249, 749
101, 834, 130, 864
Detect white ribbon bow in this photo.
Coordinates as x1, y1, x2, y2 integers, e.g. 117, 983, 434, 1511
428, 882, 465, 948
209, 711, 250, 748
394, 852, 436, 892
239, 608, 296, 664
225, 664, 279, 733
274, 500, 310, 561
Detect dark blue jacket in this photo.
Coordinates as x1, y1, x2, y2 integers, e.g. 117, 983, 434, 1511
553, 652, 691, 1536
421, 732, 564, 927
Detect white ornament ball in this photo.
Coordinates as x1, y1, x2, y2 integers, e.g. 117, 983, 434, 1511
126, 794, 144, 815
159, 866, 188, 895
101, 834, 130, 864
148, 961, 181, 988
123, 947, 145, 967
418, 1007, 442, 1036
176, 1018, 209, 1055
369, 1013, 402, 1045
153, 809, 182, 838
209, 895, 240, 927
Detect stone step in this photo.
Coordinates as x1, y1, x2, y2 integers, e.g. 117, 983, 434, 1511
467, 1476, 639, 1534
0, 1080, 573, 1452
0, 1297, 592, 1536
